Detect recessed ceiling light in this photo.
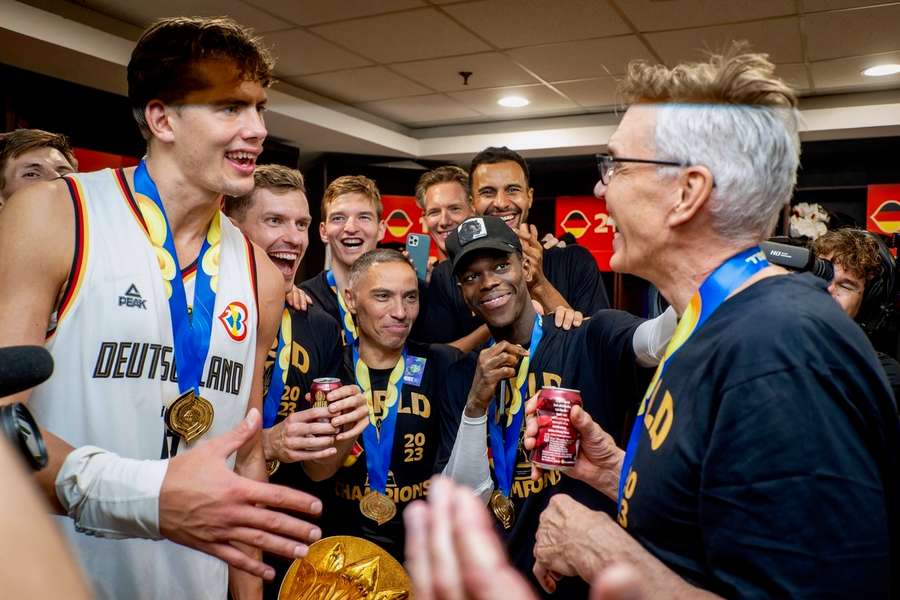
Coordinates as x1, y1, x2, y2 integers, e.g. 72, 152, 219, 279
862, 64, 900, 77
497, 96, 530, 108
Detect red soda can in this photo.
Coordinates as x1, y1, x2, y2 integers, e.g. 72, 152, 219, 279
310, 377, 341, 410
531, 386, 582, 471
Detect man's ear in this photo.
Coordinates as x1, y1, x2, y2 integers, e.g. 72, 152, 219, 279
376, 219, 386, 243
319, 220, 328, 244
521, 252, 534, 283
144, 100, 176, 144
667, 165, 714, 228
343, 287, 356, 314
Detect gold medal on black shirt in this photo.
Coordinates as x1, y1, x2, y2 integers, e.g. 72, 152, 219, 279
165, 389, 214, 443
360, 491, 397, 525
490, 489, 515, 529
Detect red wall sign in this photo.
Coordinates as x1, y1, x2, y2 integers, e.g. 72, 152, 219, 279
555, 195, 615, 271
72, 148, 139, 172
867, 184, 900, 235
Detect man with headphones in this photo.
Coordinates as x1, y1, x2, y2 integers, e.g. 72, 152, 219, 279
813, 228, 899, 405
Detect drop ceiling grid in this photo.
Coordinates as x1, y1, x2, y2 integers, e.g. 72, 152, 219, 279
73, 0, 900, 126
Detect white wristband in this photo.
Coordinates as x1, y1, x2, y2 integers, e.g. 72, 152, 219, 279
55, 446, 168, 540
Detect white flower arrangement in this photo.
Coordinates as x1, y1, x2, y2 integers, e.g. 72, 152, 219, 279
790, 202, 830, 240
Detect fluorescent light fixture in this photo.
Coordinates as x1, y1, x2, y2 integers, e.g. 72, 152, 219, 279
497, 95, 530, 108
862, 64, 900, 77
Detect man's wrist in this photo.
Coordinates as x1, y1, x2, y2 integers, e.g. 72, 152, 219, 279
464, 394, 488, 418
261, 427, 277, 461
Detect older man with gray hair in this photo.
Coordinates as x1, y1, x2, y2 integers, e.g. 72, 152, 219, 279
512, 48, 899, 598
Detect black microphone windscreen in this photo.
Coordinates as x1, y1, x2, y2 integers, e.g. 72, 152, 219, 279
0, 346, 54, 398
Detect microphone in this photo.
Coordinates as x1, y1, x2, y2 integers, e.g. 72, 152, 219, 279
0, 346, 54, 398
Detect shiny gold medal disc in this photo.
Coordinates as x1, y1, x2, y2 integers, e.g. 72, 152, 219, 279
278, 536, 410, 600
165, 389, 214, 443
359, 491, 397, 526
266, 459, 281, 476
490, 490, 515, 529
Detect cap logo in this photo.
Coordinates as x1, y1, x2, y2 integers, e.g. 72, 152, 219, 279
458, 218, 487, 246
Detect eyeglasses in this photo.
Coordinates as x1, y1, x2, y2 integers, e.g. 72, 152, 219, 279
595, 153, 686, 185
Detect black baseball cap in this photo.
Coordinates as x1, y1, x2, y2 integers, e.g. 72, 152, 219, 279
445, 216, 522, 274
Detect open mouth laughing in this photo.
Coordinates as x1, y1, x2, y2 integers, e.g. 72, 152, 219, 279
225, 149, 259, 176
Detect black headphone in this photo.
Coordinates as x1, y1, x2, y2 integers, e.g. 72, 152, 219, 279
857, 230, 896, 333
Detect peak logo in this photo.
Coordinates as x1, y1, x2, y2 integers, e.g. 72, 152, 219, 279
119, 284, 147, 309
218, 301, 249, 342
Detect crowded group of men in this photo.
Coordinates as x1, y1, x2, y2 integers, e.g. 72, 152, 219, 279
0, 14, 896, 600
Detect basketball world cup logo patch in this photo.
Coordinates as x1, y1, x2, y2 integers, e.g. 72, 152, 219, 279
218, 301, 249, 341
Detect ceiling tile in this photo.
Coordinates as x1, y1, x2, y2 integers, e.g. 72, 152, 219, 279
804, 5, 900, 61
810, 51, 900, 90
553, 77, 621, 109
802, 0, 887, 11
390, 52, 538, 91
288, 66, 431, 103
264, 29, 372, 77
447, 84, 580, 119
311, 8, 490, 63
444, 0, 631, 49
83, 0, 290, 32
357, 94, 481, 126
508, 36, 656, 81
247, 0, 425, 27
775, 63, 812, 91
617, 0, 795, 32
644, 17, 804, 65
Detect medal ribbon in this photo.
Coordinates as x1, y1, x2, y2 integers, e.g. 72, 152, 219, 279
354, 345, 407, 495
326, 270, 358, 343
487, 314, 543, 499
263, 308, 291, 428
617, 247, 769, 507
133, 159, 219, 401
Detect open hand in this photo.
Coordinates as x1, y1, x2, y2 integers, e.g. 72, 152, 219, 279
160, 409, 323, 580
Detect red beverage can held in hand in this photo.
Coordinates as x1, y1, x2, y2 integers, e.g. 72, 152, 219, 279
310, 377, 341, 409
531, 386, 582, 471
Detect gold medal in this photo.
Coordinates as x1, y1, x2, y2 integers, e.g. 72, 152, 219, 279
266, 459, 280, 476
165, 389, 214, 443
359, 491, 397, 526
490, 490, 515, 529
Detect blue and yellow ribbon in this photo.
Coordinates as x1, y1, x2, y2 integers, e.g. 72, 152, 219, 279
617, 246, 769, 509
133, 160, 220, 400
354, 345, 406, 495
487, 313, 544, 499
263, 308, 292, 428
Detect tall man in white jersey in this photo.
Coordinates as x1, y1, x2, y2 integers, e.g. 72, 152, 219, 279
0, 17, 325, 600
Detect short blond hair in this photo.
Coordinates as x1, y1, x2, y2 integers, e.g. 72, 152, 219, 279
619, 44, 797, 108
619, 43, 801, 245
321, 175, 382, 220
415, 165, 470, 209
223, 164, 305, 220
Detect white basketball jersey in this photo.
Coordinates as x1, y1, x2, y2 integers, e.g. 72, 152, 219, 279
29, 168, 259, 600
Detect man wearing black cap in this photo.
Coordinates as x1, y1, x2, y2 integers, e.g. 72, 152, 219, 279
439, 215, 674, 595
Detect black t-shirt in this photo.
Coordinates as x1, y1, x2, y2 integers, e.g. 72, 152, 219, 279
441, 310, 644, 594
621, 273, 900, 598
300, 270, 430, 345
318, 340, 463, 562
420, 246, 610, 344
261, 305, 344, 599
